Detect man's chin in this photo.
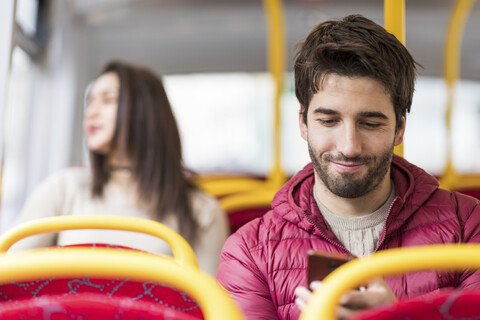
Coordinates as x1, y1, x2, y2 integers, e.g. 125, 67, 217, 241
320, 173, 370, 197
327, 181, 371, 198
327, 168, 366, 181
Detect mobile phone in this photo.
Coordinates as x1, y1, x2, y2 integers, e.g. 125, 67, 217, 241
307, 250, 354, 283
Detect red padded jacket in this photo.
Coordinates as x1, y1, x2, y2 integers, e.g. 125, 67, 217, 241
217, 156, 480, 320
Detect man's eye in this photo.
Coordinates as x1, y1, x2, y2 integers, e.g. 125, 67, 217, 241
318, 119, 338, 126
362, 122, 382, 129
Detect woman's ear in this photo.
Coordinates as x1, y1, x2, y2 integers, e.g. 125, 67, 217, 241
394, 116, 406, 146
299, 105, 308, 141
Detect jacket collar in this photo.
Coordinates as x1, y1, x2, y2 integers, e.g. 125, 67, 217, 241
272, 155, 440, 240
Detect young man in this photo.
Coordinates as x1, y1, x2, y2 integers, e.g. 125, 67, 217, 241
216, 15, 480, 319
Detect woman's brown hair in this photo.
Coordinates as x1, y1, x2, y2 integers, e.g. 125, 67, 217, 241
88, 61, 198, 242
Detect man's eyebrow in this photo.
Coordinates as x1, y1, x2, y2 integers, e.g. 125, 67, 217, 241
312, 107, 339, 115
359, 111, 389, 120
312, 108, 389, 120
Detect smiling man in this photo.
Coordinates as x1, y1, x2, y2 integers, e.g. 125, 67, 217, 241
216, 15, 480, 320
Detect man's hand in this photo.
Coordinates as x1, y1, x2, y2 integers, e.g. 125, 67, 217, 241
294, 277, 396, 319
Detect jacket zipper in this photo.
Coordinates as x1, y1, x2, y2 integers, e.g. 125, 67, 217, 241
373, 196, 400, 252
302, 209, 350, 254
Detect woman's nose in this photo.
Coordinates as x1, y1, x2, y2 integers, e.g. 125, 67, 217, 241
84, 101, 99, 118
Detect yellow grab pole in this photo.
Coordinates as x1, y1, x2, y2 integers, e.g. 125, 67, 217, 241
440, 0, 476, 189
384, 0, 405, 157
384, 0, 405, 43
262, 0, 287, 188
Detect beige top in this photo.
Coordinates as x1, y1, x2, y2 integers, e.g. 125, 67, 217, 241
314, 184, 395, 257
10, 167, 229, 276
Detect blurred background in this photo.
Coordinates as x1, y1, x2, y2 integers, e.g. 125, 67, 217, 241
1, 0, 480, 230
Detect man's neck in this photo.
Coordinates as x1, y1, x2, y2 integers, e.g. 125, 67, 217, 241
313, 173, 393, 218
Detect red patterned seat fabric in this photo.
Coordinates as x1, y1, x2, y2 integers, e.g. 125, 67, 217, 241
351, 289, 480, 320
0, 292, 199, 319
0, 243, 203, 319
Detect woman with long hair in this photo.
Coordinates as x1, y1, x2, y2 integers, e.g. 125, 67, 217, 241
12, 61, 229, 275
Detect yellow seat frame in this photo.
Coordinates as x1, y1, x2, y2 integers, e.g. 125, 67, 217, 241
0, 215, 198, 268
300, 244, 480, 320
0, 247, 244, 320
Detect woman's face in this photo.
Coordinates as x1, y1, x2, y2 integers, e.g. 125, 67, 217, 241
84, 72, 119, 154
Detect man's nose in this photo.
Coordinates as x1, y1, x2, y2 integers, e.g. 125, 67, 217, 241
337, 125, 362, 158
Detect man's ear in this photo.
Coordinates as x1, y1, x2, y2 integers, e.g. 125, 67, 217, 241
299, 105, 308, 141
394, 116, 406, 146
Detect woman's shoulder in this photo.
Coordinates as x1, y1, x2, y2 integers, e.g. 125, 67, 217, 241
18, 166, 92, 222
34, 166, 91, 196
48, 166, 91, 186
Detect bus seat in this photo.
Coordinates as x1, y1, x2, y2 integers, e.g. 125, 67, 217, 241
0, 216, 206, 318
350, 289, 480, 320
0, 245, 203, 318
0, 248, 244, 320
300, 244, 480, 320
456, 188, 480, 201
220, 188, 275, 233
228, 206, 271, 233
0, 293, 200, 320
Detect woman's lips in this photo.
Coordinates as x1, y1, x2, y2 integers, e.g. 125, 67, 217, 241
87, 126, 100, 135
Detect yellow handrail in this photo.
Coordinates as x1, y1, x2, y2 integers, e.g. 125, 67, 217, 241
199, 177, 266, 198
300, 244, 480, 320
0, 215, 198, 268
200, 0, 288, 210
384, 0, 405, 157
0, 248, 244, 320
439, 0, 477, 190
221, 188, 276, 213
262, 0, 288, 188
384, 0, 405, 44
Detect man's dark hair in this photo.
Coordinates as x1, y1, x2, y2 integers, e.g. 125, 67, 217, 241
88, 60, 198, 242
294, 14, 419, 130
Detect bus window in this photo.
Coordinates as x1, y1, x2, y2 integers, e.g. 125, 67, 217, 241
164, 72, 310, 178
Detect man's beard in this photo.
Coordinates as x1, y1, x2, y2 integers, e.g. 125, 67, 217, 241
308, 142, 394, 199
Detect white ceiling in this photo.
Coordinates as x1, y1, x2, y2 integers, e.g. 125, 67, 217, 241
69, 0, 480, 81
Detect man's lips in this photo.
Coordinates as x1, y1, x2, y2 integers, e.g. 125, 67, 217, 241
331, 161, 365, 173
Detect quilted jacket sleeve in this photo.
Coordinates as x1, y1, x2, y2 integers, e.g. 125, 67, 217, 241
217, 223, 279, 320
456, 193, 480, 289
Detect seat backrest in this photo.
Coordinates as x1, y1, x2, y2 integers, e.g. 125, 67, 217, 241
0, 252, 203, 319
299, 244, 480, 320
0, 247, 244, 320
0, 292, 200, 320
0, 217, 208, 318
350, 289, 480, 320
456, 188, 480, 201
228, 207, 271, 233
0, 243, 204, 318
220, 188, 275, 233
